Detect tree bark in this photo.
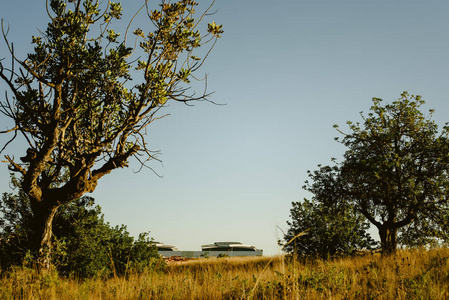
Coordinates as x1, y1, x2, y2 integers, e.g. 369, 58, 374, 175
379, 226, 397, 255
30, 201, 60, 270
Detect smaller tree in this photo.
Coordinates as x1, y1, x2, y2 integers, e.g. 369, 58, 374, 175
284, 165, 376, 259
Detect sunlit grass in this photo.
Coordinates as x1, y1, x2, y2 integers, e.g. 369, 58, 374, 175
1, 248, 449, 299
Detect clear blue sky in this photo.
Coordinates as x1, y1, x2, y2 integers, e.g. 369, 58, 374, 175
1, 0, 449, 255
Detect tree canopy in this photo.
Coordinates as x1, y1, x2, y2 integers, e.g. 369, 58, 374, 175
325, 92, 449, 254
0, 0, 222, 268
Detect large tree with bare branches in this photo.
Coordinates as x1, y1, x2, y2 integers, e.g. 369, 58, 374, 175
0, 0, 222, 268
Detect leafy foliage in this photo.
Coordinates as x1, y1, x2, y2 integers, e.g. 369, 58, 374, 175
312, 92, 449, 254
0, 192, 161, 278
0, 0, 222, 267
0, 188, 34, 268
284, 166, 376, 259
397, 211, 449, 249
338, 92, 449, 253
286, 92, 449, 257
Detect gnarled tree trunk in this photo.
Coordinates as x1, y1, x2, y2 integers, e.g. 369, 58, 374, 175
30, 200, 61, 270
379, 226, 397, 255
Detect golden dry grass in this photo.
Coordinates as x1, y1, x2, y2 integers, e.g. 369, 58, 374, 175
1, 248, 449, 299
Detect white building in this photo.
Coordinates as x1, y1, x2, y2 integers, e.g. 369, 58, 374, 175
155, 241, 263, 258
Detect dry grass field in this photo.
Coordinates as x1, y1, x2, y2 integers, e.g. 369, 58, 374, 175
1, 247, 448, 299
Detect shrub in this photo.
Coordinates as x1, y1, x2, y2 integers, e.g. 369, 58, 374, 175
0, 192, 162, 277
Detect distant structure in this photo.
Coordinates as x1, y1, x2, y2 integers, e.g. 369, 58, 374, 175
201, 241, 262, 254
153, 242, 179, 252
154, 241, 263, 258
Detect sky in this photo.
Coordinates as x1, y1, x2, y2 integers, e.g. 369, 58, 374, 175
1, 0, 449, 256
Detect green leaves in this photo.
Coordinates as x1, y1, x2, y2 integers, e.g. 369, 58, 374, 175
133, 28, 145, 38
294, 92, 449, 256
285, 196, 376, 259
178, 68, 191, 83
109, 2, 123, 19
50, 0, 67, 15
106, 29, 120, 43
286, 163, 377, 259
31, 36, 42, 44
53, 197, 160, 277
150, 10, 162, 21
0, 0, 222, 269
336, 92, 449, 252
207, 21, 224, 37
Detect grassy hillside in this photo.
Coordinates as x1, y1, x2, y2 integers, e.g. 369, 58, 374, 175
1, 248, 448, 299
